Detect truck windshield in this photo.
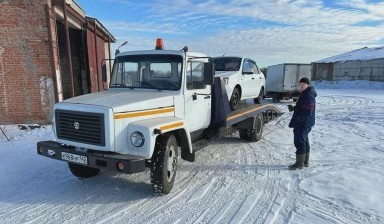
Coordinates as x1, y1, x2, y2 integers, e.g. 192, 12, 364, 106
213, 57, 241, 71
110, 54, 183, 91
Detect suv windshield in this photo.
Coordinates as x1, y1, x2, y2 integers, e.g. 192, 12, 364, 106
110, 54, 183, 91
213, 57, 241, 71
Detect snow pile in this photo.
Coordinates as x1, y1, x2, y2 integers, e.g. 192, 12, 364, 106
315, 46, 384, 63
0, 125, 53, 141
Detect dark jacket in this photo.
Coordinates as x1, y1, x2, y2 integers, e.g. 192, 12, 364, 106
289, 86, 317, 128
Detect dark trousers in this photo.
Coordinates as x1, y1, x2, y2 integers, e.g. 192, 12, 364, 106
293, 127, 311, 155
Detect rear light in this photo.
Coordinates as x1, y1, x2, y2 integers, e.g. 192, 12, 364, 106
155, 38, 164, 50
117, 162, 125, 171
38, 146, 44, 154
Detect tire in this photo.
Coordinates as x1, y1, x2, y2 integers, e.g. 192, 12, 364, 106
68, 163, 100, 178
272, 94, 280, 103
151, 133, 179, 194
254, 87, 264, 104
230, 87, 241, 111
239, 113, 264, 142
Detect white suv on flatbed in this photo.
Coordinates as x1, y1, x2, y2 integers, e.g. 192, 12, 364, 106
213, 56, 265, 110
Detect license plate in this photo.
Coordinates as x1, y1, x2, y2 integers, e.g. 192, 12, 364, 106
61, 152, 88, 165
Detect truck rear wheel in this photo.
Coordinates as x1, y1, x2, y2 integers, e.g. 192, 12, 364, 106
68, 163, 100, 178
272, 94, 280, 103
151, 133, 179, 194
239, 113, 264, 142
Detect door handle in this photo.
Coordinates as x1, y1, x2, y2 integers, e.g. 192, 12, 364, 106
204, 96, 211, 99
251, 78, 255, 80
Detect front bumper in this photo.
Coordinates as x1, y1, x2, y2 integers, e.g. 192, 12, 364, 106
37, 141, 146, 174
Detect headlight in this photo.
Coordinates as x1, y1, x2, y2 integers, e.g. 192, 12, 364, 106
130, 132, 145, 147
223, 77, 229, 85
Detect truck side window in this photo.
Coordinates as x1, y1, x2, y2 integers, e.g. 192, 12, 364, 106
187, 61, 205, 90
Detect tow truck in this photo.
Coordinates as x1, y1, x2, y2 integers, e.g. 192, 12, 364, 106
37, 39, 282, 194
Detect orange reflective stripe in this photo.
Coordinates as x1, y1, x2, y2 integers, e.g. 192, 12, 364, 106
160, 121, 184, 131
114, 107, 174, 119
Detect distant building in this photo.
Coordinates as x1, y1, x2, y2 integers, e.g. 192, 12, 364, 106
0, 0, 116, 124
312, 47, 384, 82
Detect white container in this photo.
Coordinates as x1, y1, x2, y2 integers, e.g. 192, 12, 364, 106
265, 63, 312, 102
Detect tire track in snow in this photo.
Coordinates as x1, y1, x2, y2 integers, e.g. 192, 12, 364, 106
125, 144, 236, 223
231, 138, 290, 224
280, 157, 384, 224
15, 170, 151, 224
321, 95, 375, 106
96, 146, 226, 223
228, 192, 262, 224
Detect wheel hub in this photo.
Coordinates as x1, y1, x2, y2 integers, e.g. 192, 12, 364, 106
166, 146, 176, 181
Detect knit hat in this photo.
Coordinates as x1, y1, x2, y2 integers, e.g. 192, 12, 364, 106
299, 77, 310, 85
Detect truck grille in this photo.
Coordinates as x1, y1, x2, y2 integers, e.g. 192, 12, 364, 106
55, 109, 105, 146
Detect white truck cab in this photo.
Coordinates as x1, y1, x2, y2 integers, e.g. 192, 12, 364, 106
37, 39, 281, 194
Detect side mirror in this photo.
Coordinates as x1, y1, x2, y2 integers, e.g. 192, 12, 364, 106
204, 60, 214, 85
115, 41, 128, 56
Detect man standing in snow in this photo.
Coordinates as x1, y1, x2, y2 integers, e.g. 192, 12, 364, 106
287, 77, 317, 170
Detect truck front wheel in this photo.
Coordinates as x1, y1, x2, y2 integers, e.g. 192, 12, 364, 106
151, 133, 179, 194
68, 163, 100, 178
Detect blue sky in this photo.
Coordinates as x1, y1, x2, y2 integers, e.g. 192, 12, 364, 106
76, 0, 384, 67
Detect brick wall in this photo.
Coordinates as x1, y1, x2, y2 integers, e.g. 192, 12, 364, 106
0, 0, 55, 124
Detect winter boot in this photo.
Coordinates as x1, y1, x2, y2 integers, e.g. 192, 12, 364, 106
304, 153, 310, 167
289, 154, 305, 170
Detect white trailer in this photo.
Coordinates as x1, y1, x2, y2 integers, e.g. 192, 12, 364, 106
265, 63, 312, 102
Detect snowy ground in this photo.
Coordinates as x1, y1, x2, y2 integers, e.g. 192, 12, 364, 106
0, 80, 384, 224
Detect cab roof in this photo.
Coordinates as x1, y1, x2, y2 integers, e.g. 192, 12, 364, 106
116, 50, 208, 58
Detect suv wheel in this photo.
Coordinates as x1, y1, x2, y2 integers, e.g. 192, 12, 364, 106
230, 87, 240, 110
254, 88, 264, 104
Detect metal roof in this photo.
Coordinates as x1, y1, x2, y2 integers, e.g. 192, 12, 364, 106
86, 16, 116, 43
315, 46, 384, 63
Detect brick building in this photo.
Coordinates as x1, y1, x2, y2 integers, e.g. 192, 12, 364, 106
0, 0, 115, 124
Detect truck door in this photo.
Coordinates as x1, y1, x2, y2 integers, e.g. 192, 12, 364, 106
242, 59, 261, 98
241, 59, 252, 97
184, 60, 211, 132
249, 60, 263, 96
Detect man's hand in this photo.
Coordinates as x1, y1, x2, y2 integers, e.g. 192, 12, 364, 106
287, 105, 294, 112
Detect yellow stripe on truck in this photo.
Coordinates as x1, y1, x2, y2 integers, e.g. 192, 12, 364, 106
114, 107, 174, 119
160, 121, 184, 131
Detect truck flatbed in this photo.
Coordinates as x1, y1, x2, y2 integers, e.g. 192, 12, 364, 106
226, 103, 282, 127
